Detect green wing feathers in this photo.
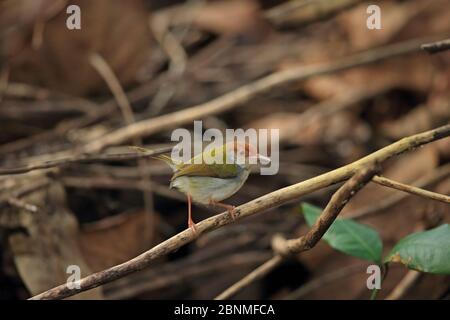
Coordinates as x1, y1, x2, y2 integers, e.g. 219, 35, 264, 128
136, 145, 239, 180
173, 146, 239, 179
172, 162, 238, 180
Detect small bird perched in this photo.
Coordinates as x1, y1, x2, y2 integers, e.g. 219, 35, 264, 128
145, 142, 270, 232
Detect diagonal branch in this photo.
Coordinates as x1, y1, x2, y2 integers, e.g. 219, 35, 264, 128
29, 124, 450, 300
215, 165, 378, 300
347, 164, 450, 219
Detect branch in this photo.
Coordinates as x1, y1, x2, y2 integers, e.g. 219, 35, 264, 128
347, 163, 450, 219
214, 255, 284, 300
29, 124, 450, 300
421, 38, 450, 54
81, 36, 442, 154
0, 179, 50, 208
265, 0, 366, 28
215, 165, 378, 300
385, 270, 422, 300
0, 146, 173, 175
279, 165, 378, 253
372, 175, 450, 204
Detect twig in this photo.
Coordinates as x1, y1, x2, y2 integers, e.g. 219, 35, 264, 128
0, 179, 50, 208
89, 53, 136, 125
6, 197, 39, 213
148, 2, 193, 116
265, 0, 365, 28
29, 124, 450, 300
0, 146, 173, 175
278, 166, 378, 253
421, 39, 450, 54
215, 165, 378, 300
348, 163, 450, 219
81, 36, 444, 153
385, 270, 422, 300
372, 175, 450, 204
214, 255, 283, 300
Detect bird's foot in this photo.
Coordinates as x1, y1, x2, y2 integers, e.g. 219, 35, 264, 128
210, 200, 237, 220
188, 218, 197, 234
227, 205, 237, 220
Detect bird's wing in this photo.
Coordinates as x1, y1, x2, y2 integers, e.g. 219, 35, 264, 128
172, 144, 239, 180
172, 162, 239, 180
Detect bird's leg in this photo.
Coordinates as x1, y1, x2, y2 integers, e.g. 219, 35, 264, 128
209, 199, 236, 220
187, 194, 197, 233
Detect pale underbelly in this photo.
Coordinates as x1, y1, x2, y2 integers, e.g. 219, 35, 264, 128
171, 171, 249, 205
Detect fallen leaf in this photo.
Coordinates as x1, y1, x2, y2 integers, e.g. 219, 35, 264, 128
4, 0, 152, 95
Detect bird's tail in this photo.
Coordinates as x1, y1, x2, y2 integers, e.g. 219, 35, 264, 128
152, 154, 180, 171
129, 146, 179, 171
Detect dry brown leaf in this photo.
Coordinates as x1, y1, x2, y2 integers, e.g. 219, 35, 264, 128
3, 0, 152, 95
8, 182, 102, 299
78, 209, 157, 272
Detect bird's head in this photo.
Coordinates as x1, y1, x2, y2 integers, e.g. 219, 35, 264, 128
224, 141, 271, 168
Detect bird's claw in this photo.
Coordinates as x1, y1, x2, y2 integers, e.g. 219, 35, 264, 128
228, 206, 237, 220
188, 219, 197, 234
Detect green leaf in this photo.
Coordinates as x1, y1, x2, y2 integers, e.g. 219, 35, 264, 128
301, 203, 383, 263
385, 224, 450, 274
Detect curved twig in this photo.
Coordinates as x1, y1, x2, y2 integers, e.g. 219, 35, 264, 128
215, 164, 379, 300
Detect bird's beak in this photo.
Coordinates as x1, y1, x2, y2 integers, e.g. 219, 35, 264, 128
257, 154, 271, 164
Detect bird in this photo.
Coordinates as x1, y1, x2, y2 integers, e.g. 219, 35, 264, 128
138, 142, 270, 232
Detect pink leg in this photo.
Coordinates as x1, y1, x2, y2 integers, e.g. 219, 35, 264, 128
187, 194, 197, 233
209, 200, 236, 220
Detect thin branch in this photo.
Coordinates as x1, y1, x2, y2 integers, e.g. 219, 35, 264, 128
0, 146, 173, 175
347, 163, 450, 219
81, 36, 444, 153
6, 197, 39, 213
277, 166, 378, 254
265, 0, 365, 28
385, 270, 422, 300
372, 175, 450, 204
421, 38, 450, 54
0, 179, 50, 208
215, 165, 378, 300
214, 255, 283, 300
29, 124, 450, 300
89, 53, 136, 125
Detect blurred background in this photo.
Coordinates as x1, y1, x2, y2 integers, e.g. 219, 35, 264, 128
0, 0, 449, 300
